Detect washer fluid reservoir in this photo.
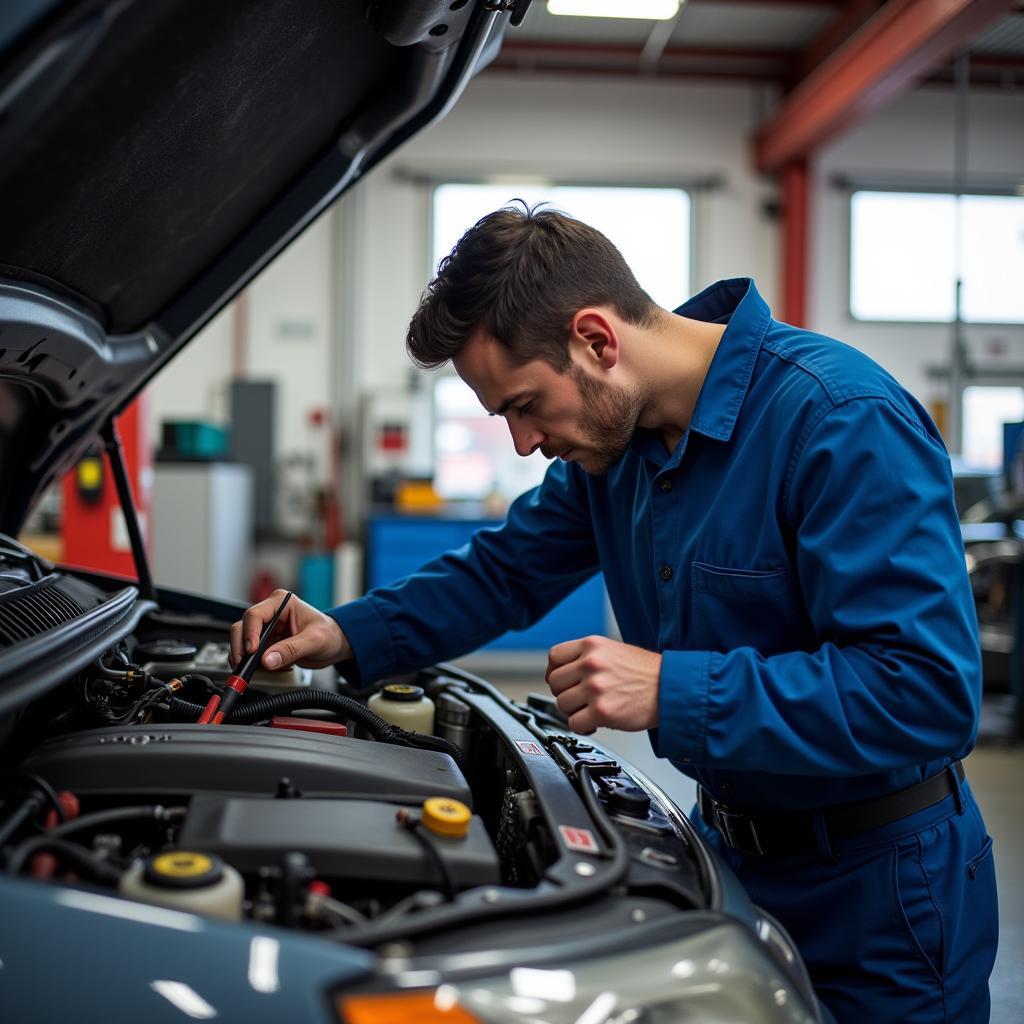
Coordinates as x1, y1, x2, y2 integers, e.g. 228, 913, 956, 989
119, 851, 244, 920
368, 683, 435, 733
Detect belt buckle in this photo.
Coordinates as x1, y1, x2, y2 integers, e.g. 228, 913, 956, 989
713, 802, 764, 857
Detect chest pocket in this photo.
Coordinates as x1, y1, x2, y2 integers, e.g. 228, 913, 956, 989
691, 561, 808, 655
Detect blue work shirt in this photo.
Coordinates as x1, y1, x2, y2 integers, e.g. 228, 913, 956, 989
331, 278, 981, 812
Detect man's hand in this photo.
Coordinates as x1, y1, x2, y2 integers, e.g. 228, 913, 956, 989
545, 635, 661, 735
230, 589, 352, 671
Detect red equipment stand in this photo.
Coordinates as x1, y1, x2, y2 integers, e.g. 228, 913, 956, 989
61, 395, 152, 578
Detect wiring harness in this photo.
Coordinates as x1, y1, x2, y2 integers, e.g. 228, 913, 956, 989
165, 688, 468, 773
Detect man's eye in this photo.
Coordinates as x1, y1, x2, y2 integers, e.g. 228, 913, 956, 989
518, 401, 534, 417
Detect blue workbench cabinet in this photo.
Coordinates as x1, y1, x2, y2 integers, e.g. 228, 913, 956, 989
367, 513, 607, 651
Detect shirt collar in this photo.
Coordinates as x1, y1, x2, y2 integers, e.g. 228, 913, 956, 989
626, 278, 772, 468
674, 277, 772, 444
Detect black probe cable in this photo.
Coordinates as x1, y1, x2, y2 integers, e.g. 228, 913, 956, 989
199, 591, 293, 725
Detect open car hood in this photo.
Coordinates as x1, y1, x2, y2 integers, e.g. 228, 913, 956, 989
0, 0, 521, 535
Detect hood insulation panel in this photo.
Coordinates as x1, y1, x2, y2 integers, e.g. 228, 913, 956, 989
0, 0, 400, 332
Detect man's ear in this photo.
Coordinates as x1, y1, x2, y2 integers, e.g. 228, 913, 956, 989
570, 309, 619, 368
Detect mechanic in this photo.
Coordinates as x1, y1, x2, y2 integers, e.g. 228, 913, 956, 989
233, 204, 998, 1022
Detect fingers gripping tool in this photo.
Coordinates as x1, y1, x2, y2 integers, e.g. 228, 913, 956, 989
198, 591, 293, 725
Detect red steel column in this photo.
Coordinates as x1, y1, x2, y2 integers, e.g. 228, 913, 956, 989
755, 0, 1010, 173
781, 159, 809, 328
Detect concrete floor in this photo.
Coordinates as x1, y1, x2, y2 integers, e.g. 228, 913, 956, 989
480, 669, 1023, 1021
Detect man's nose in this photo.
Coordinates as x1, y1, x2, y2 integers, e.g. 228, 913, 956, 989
508, 418, 544, 457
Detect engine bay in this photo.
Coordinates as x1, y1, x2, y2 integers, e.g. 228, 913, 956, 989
0, 545, 710, 953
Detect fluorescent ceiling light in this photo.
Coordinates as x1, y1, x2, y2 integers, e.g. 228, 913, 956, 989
548, 0, 681, 19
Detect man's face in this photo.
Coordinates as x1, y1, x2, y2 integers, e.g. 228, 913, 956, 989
453, 329, 643, 475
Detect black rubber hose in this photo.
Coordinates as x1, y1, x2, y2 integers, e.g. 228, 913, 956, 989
0, 771, 67, 827
0, 794, 44, 848
9, 838, 122, 884
400, 815, 456, 902
5, 805, 183, 874
166, 689, 467, 773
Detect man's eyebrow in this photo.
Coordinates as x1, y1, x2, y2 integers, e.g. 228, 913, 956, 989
490, 392, 530, 417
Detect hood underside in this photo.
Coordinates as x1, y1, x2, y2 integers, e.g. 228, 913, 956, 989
0, 0, 516, 534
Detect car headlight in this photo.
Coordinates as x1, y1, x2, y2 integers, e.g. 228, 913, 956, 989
338, 918, 818, 1024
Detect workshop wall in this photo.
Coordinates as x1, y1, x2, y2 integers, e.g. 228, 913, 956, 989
151, 303, 234, 428
813, 87, 1024, 404
246, 217, 338, 535
149, 214, 340, 536
340, 72, 782, 395
151, 71, 1024, 539
341, 71, 1024, 406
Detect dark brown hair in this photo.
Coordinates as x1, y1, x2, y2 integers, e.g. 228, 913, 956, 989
407, 201, 658, 372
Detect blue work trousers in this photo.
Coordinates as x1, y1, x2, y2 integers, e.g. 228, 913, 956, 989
696, 777, 999, 1022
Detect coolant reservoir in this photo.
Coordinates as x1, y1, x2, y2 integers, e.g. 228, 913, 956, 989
368, 683, 435, 733
119, 851, 244, 920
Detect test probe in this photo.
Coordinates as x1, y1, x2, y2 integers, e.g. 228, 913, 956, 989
198, 591, 292, 725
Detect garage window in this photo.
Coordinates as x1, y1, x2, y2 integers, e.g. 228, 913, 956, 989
430, 182, 691, 502
850, 190, 1024, 324
962, 385, 1024, 471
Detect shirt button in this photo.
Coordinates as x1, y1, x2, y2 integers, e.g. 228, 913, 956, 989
659, 478, 673, 492
659, 565, 673, 582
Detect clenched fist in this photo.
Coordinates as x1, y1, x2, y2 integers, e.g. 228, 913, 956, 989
545, 635, 661, 735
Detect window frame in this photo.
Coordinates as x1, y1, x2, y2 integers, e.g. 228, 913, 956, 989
426, 176, 697, 306
424, 177, 698, 500
844, 182, 1024, 328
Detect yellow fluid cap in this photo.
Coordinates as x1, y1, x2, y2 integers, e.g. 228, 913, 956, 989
151, 852, 214, 877
421, 797, 471, 839
145, 851, 223, 888
381, 683, 425, 701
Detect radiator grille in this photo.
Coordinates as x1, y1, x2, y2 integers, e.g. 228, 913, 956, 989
0, 580, 87, 646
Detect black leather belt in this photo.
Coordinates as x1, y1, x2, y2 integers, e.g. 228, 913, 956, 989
698, 760, 966, 857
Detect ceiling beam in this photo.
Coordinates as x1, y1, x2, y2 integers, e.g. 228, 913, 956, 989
492, 39, 794, 76
755, 0, 1013, 173
494, 40, 793, 61
797, 0, 885, 79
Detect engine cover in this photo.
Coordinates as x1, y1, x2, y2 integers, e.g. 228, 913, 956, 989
178, 795, 500, 888
23, 724, 472, 804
